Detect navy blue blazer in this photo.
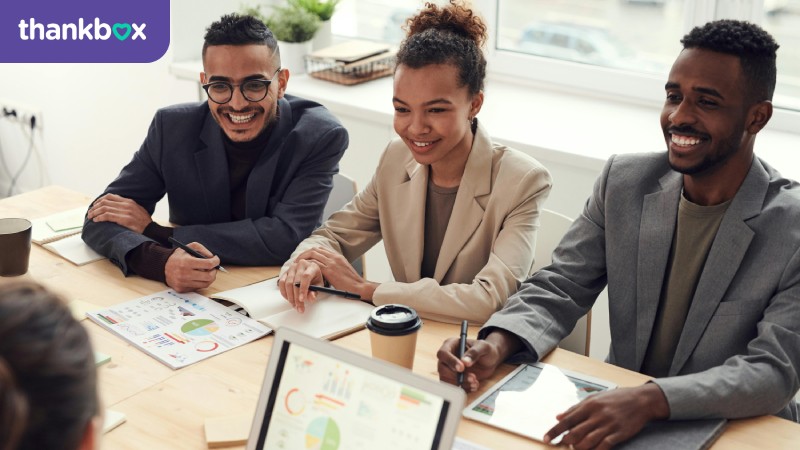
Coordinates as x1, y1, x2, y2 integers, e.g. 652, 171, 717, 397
82, 95, 348, 274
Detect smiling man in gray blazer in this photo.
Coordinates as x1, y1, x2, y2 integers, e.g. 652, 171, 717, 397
82, 14, 347, 292
438, 20, 800, 449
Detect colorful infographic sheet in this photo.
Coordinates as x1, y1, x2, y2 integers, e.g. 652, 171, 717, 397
87, 290, 271, 369
262, 344, 446, 450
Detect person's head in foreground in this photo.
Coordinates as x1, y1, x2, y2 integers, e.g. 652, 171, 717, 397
393, 0, 486, 179
0, 283, 100, 450
201, 13, 288, 143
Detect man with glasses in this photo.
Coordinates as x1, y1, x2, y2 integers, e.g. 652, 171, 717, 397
82, 14, 348, 292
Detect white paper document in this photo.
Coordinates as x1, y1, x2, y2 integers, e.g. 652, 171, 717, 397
87, 290, 271, 369
452, 437, 492, 450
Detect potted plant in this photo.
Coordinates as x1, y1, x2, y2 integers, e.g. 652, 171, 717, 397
243, 5, 320, 74
289, 0, 340, 49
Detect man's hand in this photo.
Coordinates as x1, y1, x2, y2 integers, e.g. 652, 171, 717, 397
164, 242, 219, 293
88, 194, 152, 233
437, 330, 523, 392
278, 258, 324, 313
544, 383, 670, 449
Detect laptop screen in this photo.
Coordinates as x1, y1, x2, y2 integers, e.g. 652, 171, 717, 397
252, 340, 452, 450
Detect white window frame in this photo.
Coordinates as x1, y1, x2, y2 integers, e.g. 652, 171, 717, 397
474, 0, 800, 133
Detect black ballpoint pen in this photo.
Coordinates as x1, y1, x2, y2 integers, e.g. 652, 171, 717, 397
457, 319, 468, 386
167, 237, 228, 273
293, 282, 361, 299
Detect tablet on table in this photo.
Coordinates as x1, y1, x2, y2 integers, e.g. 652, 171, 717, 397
463, 362, 616, 443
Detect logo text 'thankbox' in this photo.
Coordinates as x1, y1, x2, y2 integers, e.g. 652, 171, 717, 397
1, 0, 168, 63
18, 18, 147, 41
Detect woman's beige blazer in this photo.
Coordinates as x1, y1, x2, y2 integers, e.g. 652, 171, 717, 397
282, 122, 552, 323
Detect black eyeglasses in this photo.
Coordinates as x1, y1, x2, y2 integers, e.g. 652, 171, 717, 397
202, 68, 281, 104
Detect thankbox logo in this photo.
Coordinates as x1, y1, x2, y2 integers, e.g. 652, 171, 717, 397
18, 18, 147, 41
1, 0, 168, 63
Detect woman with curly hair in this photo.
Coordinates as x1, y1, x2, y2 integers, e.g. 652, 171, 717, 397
279, 1, 552, 324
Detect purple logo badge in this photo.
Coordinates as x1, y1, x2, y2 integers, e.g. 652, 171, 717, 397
1, 0, 169, 63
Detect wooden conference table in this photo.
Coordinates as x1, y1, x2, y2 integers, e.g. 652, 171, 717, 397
1, 186, 799, 449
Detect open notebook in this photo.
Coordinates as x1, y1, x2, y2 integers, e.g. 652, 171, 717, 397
42, 233, 104, 265
212, 277, 373, 340
32, 206, 104, 265
246, 327, 465, 450
31, 206, 86, 244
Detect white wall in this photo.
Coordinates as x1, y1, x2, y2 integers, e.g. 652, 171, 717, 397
0, 0, 266, 201
0, 59, 196, 198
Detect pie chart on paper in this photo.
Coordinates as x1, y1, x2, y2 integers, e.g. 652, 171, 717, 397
181, 319, 220, 337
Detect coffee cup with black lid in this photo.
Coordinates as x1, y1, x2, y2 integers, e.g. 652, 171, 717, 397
366, 304, 422, 370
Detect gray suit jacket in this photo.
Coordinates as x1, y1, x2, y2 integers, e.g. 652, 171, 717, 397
484, 152, 800, 421
82, 95, 348, 274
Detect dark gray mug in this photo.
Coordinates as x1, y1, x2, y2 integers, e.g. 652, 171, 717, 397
0, 218, 32, 276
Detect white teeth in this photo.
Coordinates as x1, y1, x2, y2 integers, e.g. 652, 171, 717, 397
672, 134, 701, 146
229, 113, 255, 124
413, 141, 432, 147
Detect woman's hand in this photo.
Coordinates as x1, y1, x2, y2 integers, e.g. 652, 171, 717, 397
297, 247, 379, 301
278, 258, 323, 312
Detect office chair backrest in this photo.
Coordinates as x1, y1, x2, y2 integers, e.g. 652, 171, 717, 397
533, 209, 591, 356
322, 173, 364, 277
323, 173, 357, 223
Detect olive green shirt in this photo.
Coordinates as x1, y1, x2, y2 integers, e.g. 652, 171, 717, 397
642, 194, 731, 377
421, 176, 459, 279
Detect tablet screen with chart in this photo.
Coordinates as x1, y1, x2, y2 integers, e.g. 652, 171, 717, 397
255, 341, 450, 450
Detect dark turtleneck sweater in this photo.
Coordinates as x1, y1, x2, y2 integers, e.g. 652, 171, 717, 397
125, 122, 274, 282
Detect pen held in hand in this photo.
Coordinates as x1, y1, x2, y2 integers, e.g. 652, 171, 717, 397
457, 319, 468, 386
167, 236, 228, 273
293, 282, 361, 300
